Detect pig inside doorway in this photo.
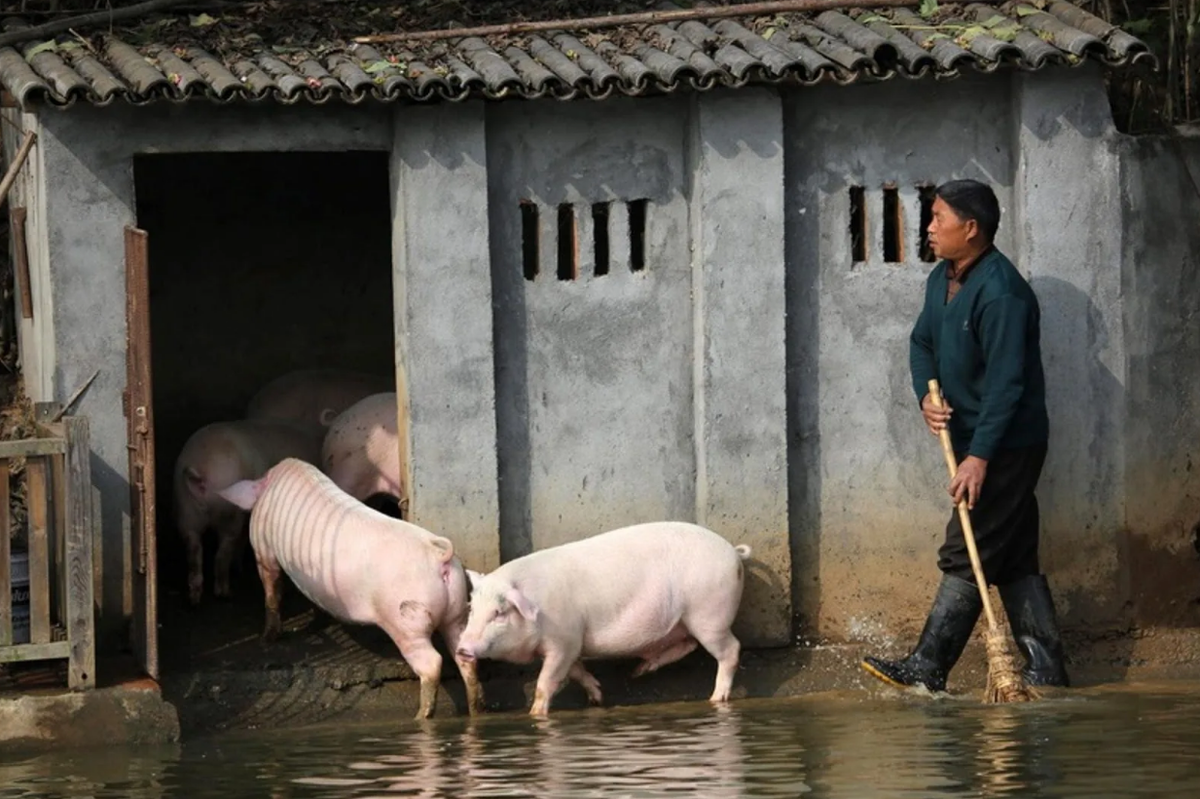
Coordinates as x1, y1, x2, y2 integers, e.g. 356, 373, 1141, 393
133, 151, 404, 678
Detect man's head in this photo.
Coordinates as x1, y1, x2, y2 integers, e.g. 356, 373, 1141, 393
928, 179, 1000, 264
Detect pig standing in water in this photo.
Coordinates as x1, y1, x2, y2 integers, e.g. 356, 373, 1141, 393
218, 457, 483, 720
456, 521, 751, 716
173, 419, 320, 606
246, 368, 392, 440
321, 392, 406, 512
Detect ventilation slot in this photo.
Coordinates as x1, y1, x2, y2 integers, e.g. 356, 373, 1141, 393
592, 202, 610, 277
849, 186, 866, 264
628, 198, 647, 273
918, 184, 937, 263
883, 185, 902, 263
557, 203, 577, 281
520, 200, 539, 281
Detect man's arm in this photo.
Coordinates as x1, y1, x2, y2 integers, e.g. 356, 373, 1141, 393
909, 298, 937, 406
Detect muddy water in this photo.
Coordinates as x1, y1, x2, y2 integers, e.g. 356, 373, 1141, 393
4, 682, 1200, 798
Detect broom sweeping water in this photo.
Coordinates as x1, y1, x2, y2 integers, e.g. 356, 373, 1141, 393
927, 378, 1038, 704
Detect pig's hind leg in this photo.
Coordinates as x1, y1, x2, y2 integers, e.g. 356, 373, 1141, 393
631, 624, 699, 678
687, 621, 742, 704
256, 553, 286, 641
384, 601, 445, 720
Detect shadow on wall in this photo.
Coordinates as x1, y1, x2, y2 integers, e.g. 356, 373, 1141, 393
1028, 274, 1134, 680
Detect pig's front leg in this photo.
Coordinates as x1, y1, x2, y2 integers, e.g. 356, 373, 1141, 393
568, 660, 603, 706
530, 647, 577, 717
440, 616, 485, 715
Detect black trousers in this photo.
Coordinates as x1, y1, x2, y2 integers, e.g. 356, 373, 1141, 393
937, 444, 1048, 586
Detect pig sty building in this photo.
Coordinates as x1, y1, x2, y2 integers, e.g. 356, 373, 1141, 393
2, 0, 1196, 685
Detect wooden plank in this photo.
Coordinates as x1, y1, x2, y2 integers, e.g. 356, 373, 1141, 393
11, 206, 32, 320
63, 416, 95, 690
26, 457, 50, 645
52, 452, 66, 621
0, 461, 10, 648
0, 438, 67, 459
0, 640, 70, 664
125, 224, 159, 680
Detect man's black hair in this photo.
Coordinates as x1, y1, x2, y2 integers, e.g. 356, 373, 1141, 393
935, 179, 1001, 244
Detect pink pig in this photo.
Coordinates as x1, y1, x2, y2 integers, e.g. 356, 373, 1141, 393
246, 368, 392, 439
218, 457, 482, 719
173, 419, 321, 606
320, 392, 406, 513
455, 521, 751, 716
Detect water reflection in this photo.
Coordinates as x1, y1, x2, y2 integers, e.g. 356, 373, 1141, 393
3, 685, 1200, 798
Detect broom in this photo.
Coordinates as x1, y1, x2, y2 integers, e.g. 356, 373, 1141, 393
927, 379, 1038, 704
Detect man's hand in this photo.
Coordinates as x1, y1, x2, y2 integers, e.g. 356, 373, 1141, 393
949, 455, 988, 510
920, 392, 953, 436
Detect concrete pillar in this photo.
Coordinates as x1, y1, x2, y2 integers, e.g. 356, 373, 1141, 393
688, 89, 792, 647
390, 102, 502, 574
1011, 66, 1127, 629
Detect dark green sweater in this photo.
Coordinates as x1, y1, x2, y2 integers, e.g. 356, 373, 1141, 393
909, 247, 1049, 460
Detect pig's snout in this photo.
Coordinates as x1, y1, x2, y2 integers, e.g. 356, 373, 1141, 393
456, 646, 477, 663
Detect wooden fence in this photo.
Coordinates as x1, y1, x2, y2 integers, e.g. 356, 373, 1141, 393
0, 415, 94, 690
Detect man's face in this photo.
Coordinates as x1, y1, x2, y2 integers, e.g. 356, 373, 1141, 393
928, 197, 978, 263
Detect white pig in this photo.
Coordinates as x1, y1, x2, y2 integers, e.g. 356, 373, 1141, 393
245, 368, 392, 439
173, 419, 321, 606
320, 392, 407, 513
456, 521, 751, 716
218, 457, 482, 720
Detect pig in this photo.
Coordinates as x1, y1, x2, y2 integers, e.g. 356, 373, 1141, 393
320, 392, 406, 513
455, 521, 751, 716
245, 368, 392, 440
173, 419, 321, 607
217, 457, 483, 720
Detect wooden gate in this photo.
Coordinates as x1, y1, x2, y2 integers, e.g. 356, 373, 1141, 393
0, 415, 95, 689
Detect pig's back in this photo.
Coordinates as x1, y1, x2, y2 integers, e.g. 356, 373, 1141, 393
248, 458, 449, 621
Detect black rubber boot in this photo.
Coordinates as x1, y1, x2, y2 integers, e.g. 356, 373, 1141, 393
861, 574, 983, 692
998, 574, 1070, 688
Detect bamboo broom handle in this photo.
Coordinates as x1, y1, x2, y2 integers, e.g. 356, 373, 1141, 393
928, 379, 1000, 630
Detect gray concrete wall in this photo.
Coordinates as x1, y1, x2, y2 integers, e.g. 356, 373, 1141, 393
784, 74, 1018, 641
33, 103, 391, 647
1118, 132, 1200, 627
1012, 67, 1128, 632
391, 101, 502, 575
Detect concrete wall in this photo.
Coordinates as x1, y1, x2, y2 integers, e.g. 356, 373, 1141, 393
1119, 132, 1200, 627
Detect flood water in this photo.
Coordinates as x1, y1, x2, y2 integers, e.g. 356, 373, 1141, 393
4, 682, 1200, 798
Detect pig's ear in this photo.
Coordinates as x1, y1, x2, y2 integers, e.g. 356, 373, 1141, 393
505, 586, 539, 622
218, 478, 266, 511
465, 569, 486, 592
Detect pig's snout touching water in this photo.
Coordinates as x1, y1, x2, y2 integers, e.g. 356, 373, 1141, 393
320, 392, 407, 514
172, 419, 321, 607
455, 521, 751, 717
218, 457, 483, 720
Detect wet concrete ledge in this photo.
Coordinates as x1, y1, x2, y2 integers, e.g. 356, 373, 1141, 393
4, 627, 1200, 754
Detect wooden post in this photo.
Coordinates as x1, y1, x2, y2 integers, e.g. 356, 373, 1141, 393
11, 207, 32, 320
0, 461, 10, 647
64, 416, 94, 690
26, 457, 50, 644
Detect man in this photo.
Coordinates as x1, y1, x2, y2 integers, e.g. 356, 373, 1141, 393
860, 179, 1069, 693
